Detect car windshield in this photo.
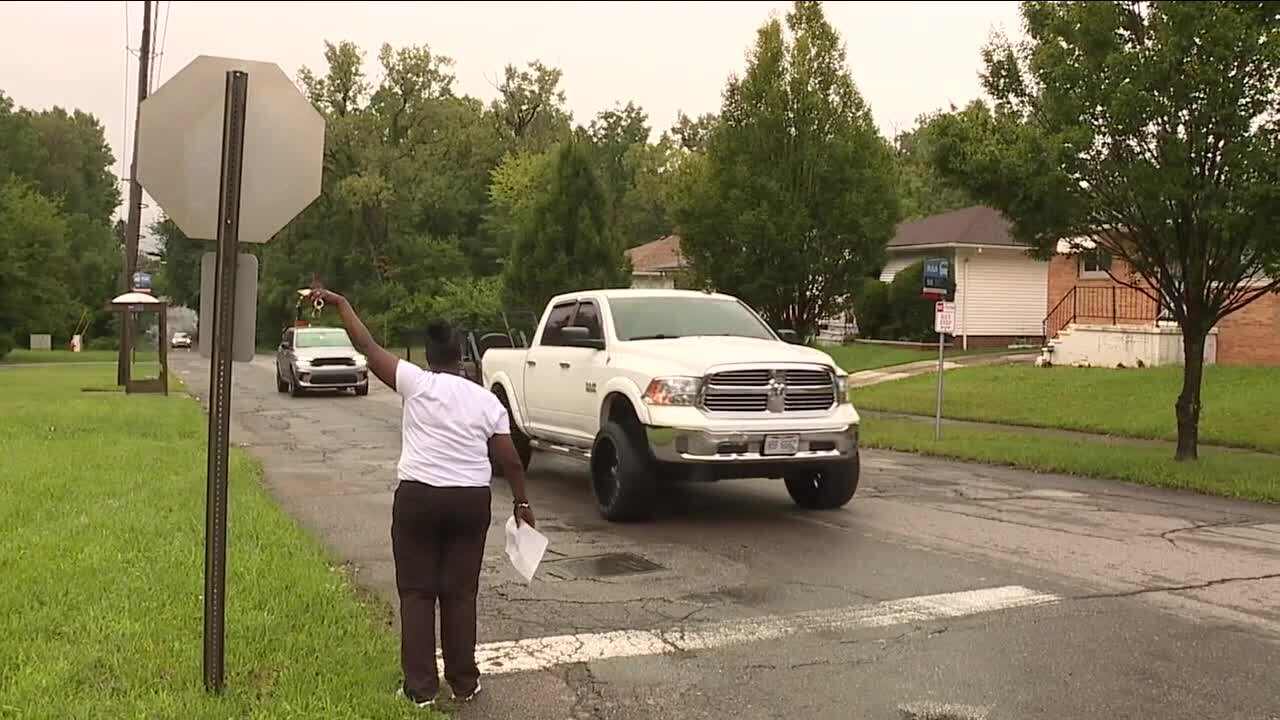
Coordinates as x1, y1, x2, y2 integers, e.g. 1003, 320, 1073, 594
609, 297, 776, 341
295, 328, 353, 349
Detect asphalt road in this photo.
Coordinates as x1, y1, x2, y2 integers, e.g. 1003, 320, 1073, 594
174, 352, 1280, 720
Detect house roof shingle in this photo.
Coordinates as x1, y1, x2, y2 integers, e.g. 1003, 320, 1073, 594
626, 234, 685, 273
889, 205, 1024, 249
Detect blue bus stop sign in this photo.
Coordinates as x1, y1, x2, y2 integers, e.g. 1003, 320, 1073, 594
923, 258, 952, 297
132, 271, 153, 293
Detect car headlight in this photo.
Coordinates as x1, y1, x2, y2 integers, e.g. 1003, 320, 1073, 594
295, 359, 312, 370
643, 377, 702, 406
353, 354, 367, 368
836, 374, 849, 403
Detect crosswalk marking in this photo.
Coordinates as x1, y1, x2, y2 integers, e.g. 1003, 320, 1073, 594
471, 585, 1060, 675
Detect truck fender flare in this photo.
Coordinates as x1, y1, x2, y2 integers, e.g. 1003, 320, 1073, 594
599, 378, 651, 427
487, 372, 532, 435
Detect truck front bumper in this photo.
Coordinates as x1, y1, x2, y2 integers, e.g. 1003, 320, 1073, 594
645, 424, 859, 465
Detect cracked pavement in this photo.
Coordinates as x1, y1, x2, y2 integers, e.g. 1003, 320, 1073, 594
176, 353, 1280, 720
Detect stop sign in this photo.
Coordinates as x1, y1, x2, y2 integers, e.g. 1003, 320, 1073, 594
136, 55, 324, 243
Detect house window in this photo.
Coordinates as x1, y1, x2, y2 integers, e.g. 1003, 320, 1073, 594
1078, 249, 1113, 279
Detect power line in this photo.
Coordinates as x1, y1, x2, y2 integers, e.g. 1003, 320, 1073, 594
121, 0, 132, 189
154, 1, 171, 87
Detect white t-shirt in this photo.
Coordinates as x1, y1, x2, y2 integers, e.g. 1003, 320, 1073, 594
395, 360, 510, 488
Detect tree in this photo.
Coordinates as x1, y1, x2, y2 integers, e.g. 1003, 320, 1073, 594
0, 92, 121, 342
484, 149, 556, 259
490, 61, 573, 152
894, 114, 975, 220
670, 1, 899, 339
588, 102, 650, 206
614, 138, 678, 247
502, 140, 630, 310
927, 1, 1280, 460
666, 111, 718, 153
150, 217, 202, 308
0, 179, 78, 350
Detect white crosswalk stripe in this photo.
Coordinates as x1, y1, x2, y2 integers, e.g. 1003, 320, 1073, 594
470, 585, 1060, 675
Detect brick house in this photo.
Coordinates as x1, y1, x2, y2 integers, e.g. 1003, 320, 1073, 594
1046, 241, 1280, 366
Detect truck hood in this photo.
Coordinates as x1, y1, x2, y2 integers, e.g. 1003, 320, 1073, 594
612, 336, 840, 377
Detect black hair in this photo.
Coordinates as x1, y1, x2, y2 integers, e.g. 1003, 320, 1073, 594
425, 319, 463, 367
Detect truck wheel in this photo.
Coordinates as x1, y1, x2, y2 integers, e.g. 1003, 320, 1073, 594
785, 453, 860, 510
590, 422, 655, 522
491, 387, 532, 476
276, 370, 288, 393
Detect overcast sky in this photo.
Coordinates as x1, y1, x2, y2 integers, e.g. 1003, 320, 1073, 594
0, 0, 1023, 239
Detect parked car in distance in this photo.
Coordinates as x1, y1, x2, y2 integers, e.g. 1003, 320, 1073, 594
276, 326, 369, 397
170, 331, 192, 349
480, 289, 860, 522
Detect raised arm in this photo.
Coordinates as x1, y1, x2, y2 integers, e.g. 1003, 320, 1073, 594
308, 288, 400, 391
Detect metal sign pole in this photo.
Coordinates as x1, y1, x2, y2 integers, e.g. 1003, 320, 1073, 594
203, 69, 248, 695
935, 330, 944, 440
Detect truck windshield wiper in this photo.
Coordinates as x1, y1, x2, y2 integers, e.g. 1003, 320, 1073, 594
626, 334, 682, 341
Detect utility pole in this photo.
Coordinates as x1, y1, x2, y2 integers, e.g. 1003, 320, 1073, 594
119, 0, 153, 385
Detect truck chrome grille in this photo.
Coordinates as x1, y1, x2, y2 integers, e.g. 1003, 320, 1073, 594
702, 367, 836, 414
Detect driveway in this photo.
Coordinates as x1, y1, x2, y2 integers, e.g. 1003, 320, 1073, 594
174, 353, 1280, 720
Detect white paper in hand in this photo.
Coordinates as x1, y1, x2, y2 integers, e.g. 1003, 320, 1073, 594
504, 516, 549, 583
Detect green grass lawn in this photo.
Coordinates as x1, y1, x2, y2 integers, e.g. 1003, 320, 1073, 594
0, 366, 442, 719
2, 349, 124, 364
864, 417, 1280, 503
820, 343, 937, 373
855, 365, 1280, 454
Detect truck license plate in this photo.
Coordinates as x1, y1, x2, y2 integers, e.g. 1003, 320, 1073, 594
763, 434, 800, 456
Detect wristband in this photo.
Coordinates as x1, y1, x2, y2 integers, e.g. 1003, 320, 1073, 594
513, 502, 531, 509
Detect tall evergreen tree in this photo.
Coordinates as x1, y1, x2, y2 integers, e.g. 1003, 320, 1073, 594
671, 1, 899, 339
503, 140, 630, 311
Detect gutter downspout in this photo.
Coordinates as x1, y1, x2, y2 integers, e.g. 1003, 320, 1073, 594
962, 255, 970, 350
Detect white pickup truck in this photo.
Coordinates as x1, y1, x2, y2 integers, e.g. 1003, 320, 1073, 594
481, 289, 861, 521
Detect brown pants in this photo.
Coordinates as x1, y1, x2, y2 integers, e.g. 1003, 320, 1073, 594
391, 481, 492, 701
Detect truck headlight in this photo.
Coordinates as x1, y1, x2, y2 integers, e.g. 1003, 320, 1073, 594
353, 354, 367, 368
836, 374, 849, 403
643, 377, 702, 406
295, 359, 312, 370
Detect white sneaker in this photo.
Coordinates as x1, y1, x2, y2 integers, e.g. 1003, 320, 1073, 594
396, 687, 435, 708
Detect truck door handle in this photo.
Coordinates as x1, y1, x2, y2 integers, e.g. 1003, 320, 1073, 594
559, 362, 571, 369
526, 360, 537, 367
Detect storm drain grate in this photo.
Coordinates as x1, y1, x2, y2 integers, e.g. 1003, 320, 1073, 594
543, 552, 664, 580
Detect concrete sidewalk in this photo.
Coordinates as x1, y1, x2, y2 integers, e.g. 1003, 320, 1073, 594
848, 351, 1037, 388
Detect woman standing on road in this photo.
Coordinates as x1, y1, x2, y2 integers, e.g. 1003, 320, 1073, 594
307, 285, 536, 708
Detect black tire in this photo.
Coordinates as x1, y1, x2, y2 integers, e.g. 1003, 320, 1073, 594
590, 421, 656, 522
490, 387, 532, 476
784, 454, 860, 510
354, 384, 369, 397
276, 369, 288, 393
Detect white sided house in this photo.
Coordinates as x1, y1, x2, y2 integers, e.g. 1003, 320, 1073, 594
879, 206, 1048, 348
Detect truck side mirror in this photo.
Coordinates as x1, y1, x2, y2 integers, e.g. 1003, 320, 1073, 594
562, 326, 605, 350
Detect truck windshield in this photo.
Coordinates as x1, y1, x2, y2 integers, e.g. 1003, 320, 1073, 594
295, 329, 353, 348
610, 297, 776, 341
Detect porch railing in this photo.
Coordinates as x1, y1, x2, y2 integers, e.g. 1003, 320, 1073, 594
1043, 286, 1160, 340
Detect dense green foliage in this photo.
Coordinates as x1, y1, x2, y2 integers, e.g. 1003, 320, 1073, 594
0, 92, 121, 357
